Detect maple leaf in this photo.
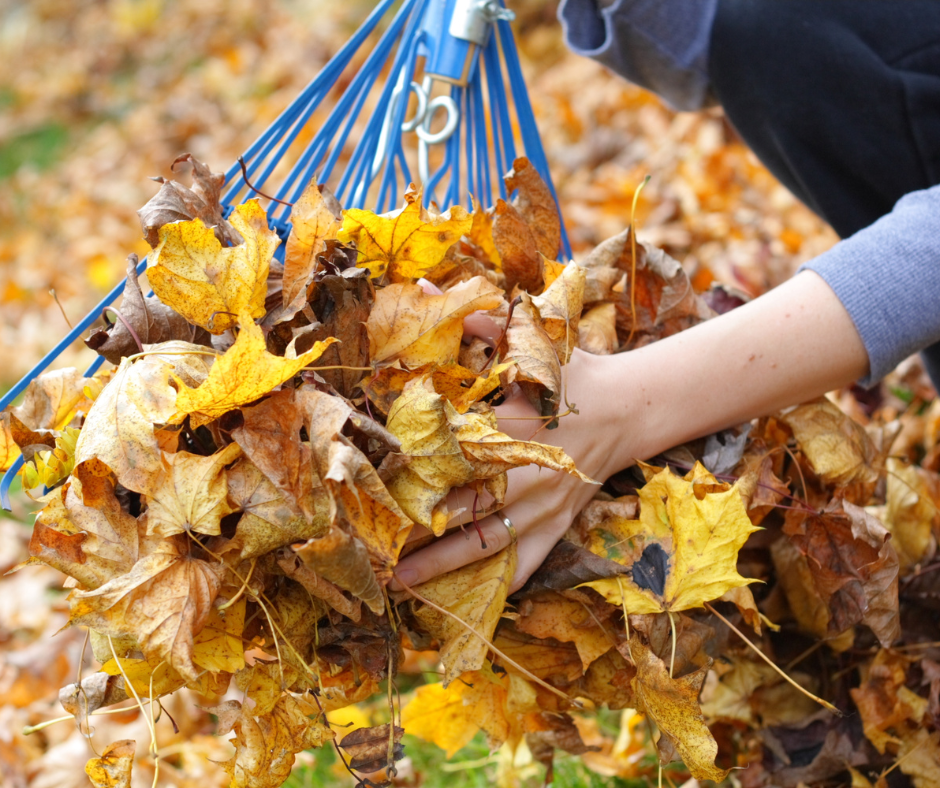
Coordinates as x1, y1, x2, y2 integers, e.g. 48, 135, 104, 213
0, 414, 17, 471
412, 546, 516, 686
138, 154, 242, 249
584, 463, 760, 614
783, 499, 900, 647
366, 361, 511, 417
226, 458, 328, 561
778, 397, 881, 504
98, 656, 187, 700
69, 539, 221, 682
291, 526, 385, 615
222, 695, 331, 788
450, 406, 595, 484
73, 354, 177, 497
493, 198, 543, 293
578, 302, 618, 355
171, 312, 337, 428
468, 201, 501, 269
11, 366, 93, 431
294, 267, 374, 397
322, 438, 413, 577
338, 724, 405, 773
401, 666, 511, 757
64, 468, 140, 578
282, 180, 343, 309
529, 261, 586, 364
367, 275, 504, 368
84, 739, 135, 788
881, 456, 935, 573
192, 597, 246, 674
338, 188, 472, 282
147, 199, 279, 334
86, 254, 204, 365
231, 389, 321, 524
516, 592, 615, 670
629, 637, 730, 782
144, 442, 242, 537
276, 549, 362, 621
383, 377, 476, 531
493, 622, 585, 685
504, 157, 562, 260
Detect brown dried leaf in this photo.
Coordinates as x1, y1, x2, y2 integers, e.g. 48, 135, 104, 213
226, 459, 327, 560
69, 540, 221, 681
505, 157, 561, 260
85, 255, 204, 365
367, 276, 504, 368
339, 723, 405, 773
138, 154, 240, 248
223, 695, 331, 788
292, 526, 385, 615
493, 198, 543, 294
783, 499, 900, 646
144, 442, 242, 537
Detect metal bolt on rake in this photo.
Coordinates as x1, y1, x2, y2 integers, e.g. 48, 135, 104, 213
0, 0, 570, 509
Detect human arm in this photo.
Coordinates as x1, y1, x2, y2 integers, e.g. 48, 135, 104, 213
390, 268, 868, 592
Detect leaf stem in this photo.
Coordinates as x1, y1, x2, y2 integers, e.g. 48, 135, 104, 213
395, 573, 582, 708
703, 602, 841, 715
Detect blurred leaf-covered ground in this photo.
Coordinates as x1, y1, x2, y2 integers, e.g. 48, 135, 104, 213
0, 1, 848, 787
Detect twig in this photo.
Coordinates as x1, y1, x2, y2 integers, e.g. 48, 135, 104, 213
237, 156, 295, 207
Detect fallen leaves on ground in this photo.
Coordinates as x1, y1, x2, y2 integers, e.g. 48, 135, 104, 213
1, 22, 935, 784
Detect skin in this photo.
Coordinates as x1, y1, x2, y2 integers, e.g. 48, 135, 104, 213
388, 269, 869, 593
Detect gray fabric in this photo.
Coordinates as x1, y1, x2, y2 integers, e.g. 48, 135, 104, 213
558, 0, 940, 387
557, 0, 718, 111
801, 184, 940, 386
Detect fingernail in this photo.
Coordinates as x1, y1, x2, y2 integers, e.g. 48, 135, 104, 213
393, 567, 418, 588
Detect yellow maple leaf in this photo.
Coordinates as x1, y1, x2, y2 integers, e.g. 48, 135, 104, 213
192, 596, 246, 674
85, 739, 136, 788
100, 656, 187, 698
223, 694, 332, 788
171, 313, 337, 428
70, 540, 221, 682
383, 377, 476, 531
584, 463, 760, 614
74, 354, 178, 497
338, 189, 472, 282
401, 666, 511, 757
367, 275, 504, 368
412, 546, 516, 686
144, 442, 242, 537
147, 199, 279, 334
630, 637, 730, 782
282, 180, 342, 308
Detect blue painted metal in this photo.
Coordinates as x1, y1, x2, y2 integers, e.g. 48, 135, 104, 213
2, 0, 572, 509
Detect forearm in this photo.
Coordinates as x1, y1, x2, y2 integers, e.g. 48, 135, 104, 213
584, 270, 869, 476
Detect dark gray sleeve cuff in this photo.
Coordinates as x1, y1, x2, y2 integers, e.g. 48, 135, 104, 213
557, 0, 718, 111
800, 184, 940, 386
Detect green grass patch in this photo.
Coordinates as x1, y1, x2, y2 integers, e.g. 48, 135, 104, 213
0, 123, 69, 179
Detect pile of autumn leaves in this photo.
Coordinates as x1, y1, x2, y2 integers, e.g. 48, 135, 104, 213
0, 154, 933, 788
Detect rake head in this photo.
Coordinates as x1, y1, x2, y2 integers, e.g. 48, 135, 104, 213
0, 0, 568, 506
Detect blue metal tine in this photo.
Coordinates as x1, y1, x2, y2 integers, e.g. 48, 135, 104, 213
2, 0, 574, 510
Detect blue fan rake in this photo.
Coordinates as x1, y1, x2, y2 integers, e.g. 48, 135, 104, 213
0, 0, 570, 508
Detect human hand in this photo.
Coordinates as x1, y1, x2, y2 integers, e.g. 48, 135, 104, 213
389, 345, 638, 594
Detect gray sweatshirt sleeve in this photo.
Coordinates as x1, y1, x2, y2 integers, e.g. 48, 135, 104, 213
801, 184, 940, 386
557, 0, 718, 111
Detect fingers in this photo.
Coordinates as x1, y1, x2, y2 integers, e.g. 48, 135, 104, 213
463, 311, 503, 345
388, 512, 517, 591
